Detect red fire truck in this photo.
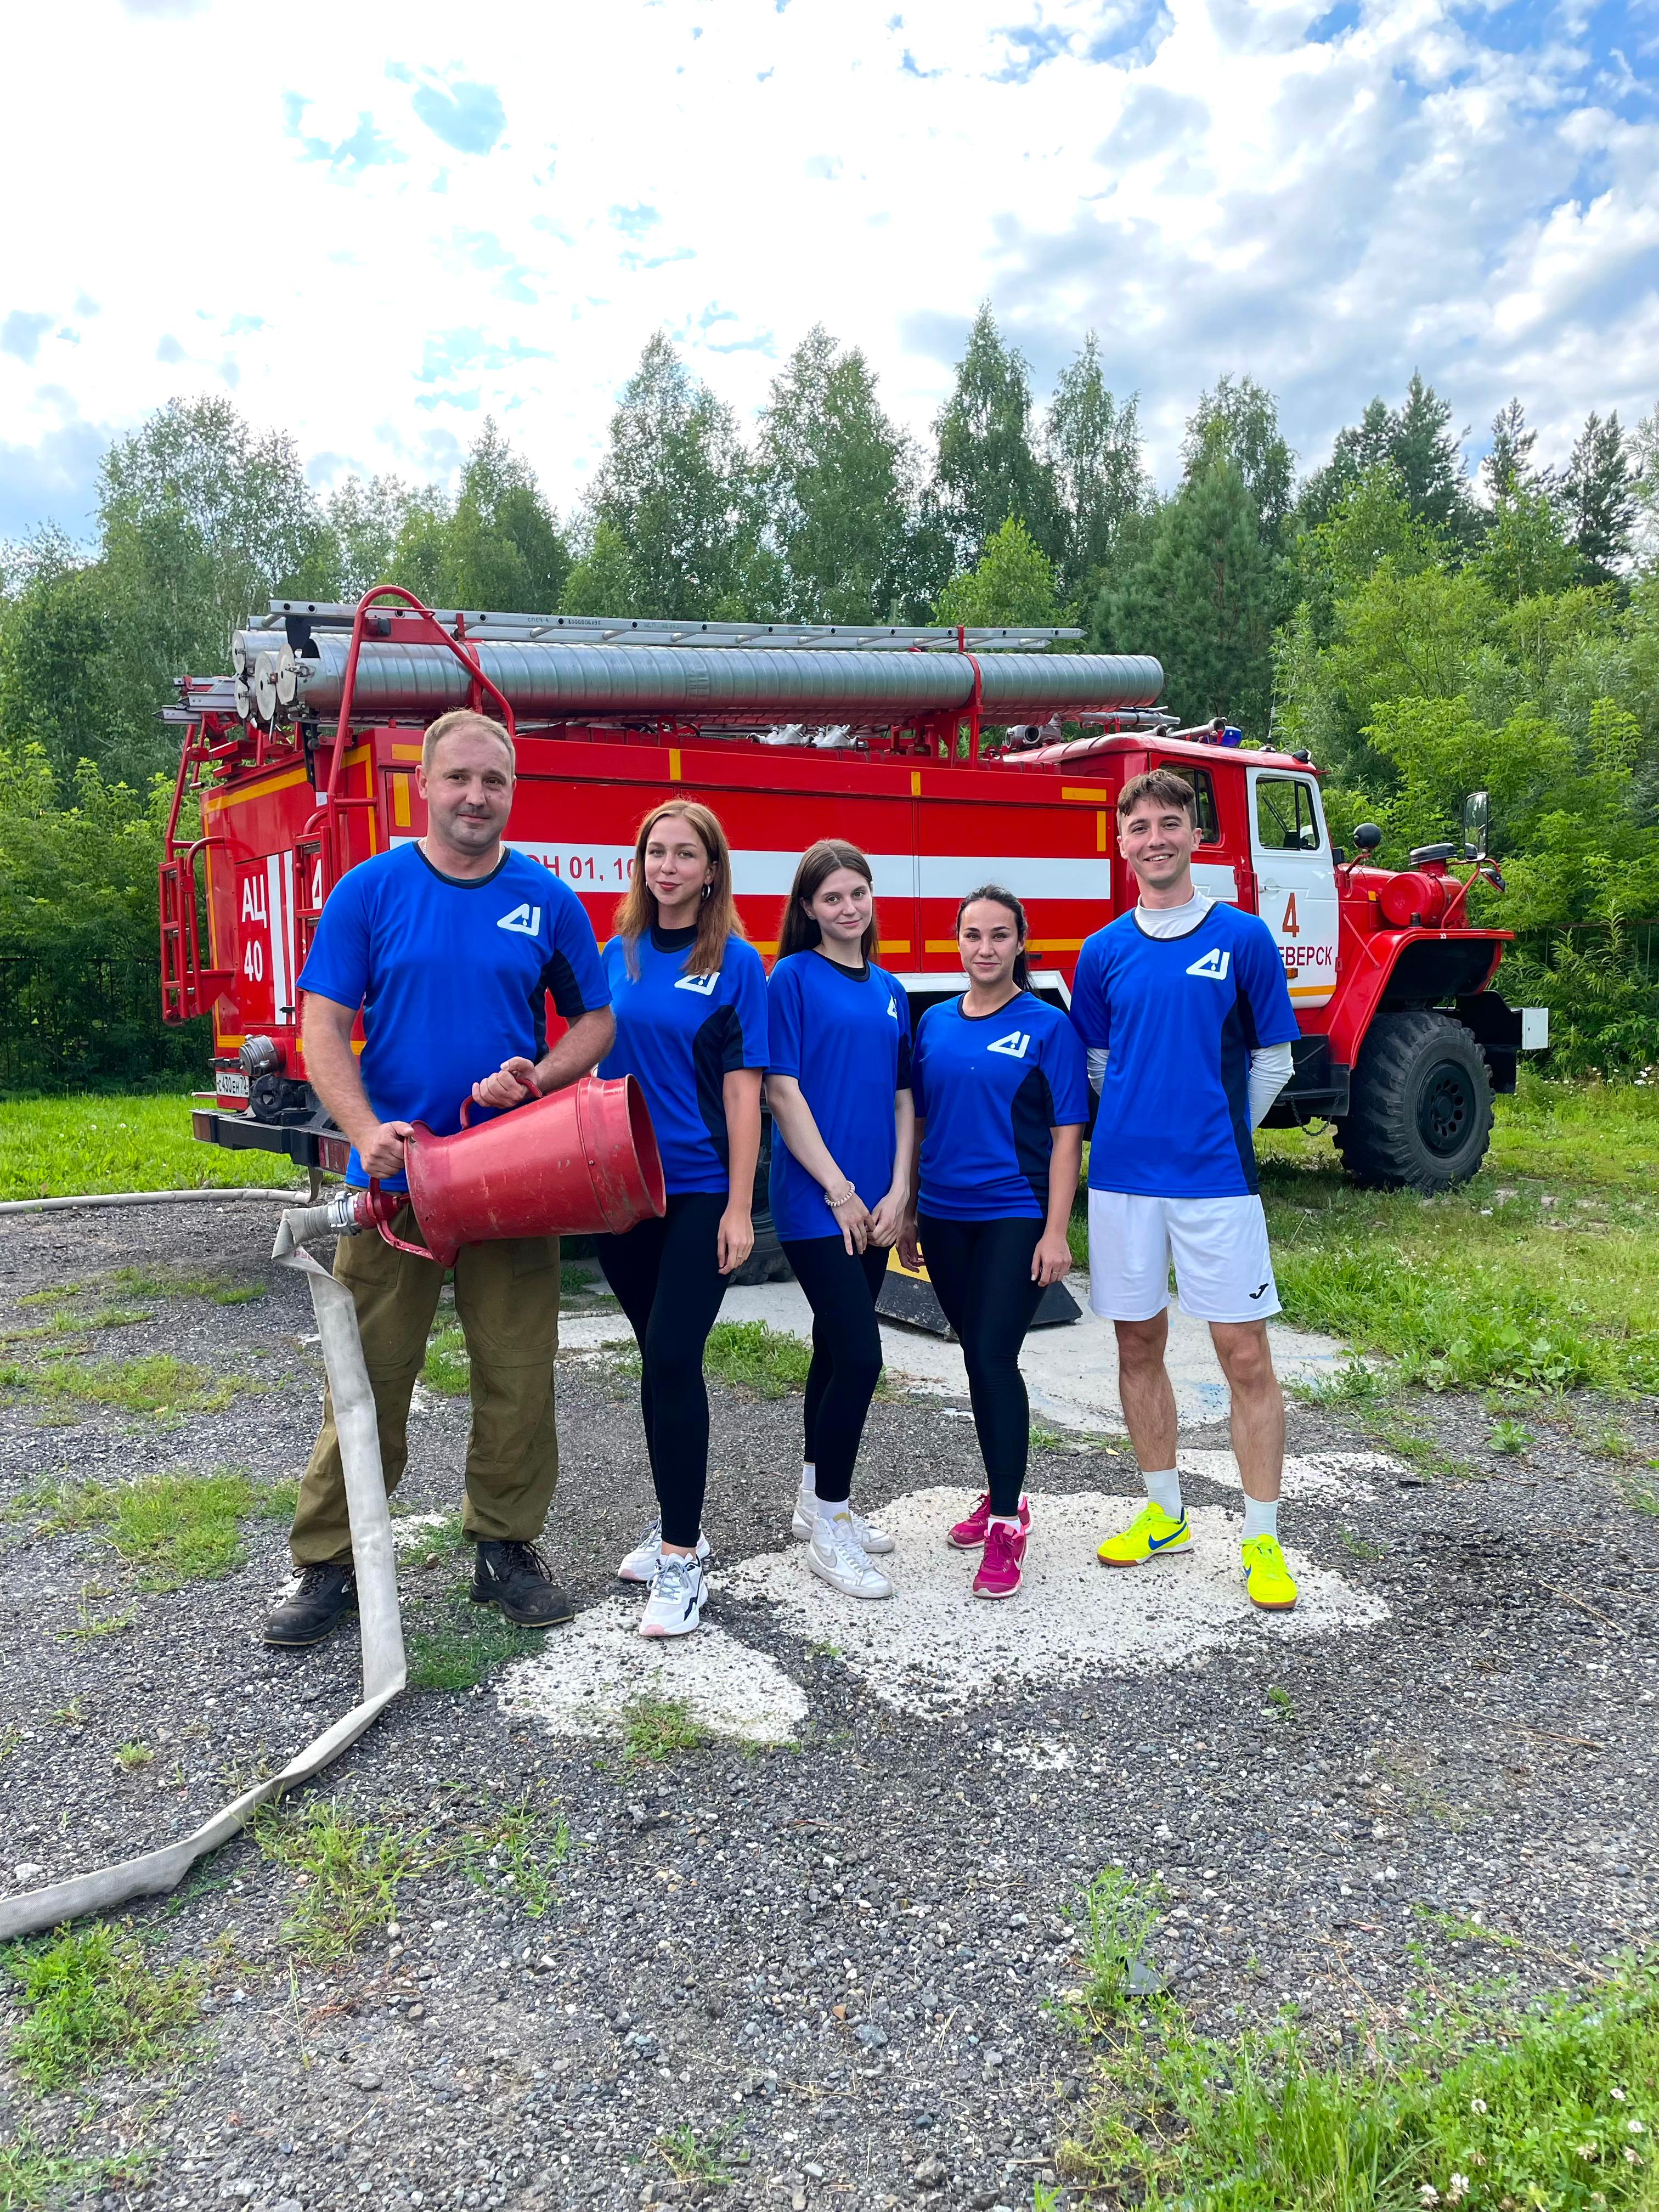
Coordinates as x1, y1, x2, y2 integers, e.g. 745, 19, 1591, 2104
159, 587, 1543, 1266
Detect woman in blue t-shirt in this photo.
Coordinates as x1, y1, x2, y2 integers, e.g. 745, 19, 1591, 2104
595, 800, 769, 1640
898, 885, 1088, 1601
766, 840, 915, 1603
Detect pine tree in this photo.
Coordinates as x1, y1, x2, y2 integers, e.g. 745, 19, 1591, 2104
1482, 398, 1539, 501
1092, 460, 1278, 734
1564, 410, 1636, 584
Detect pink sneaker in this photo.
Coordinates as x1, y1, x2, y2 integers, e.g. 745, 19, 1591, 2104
948, 1493, 1031, 1551
972, 1517, 1027, 1599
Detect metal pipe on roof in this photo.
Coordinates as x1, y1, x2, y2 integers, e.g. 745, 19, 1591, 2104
294, 638, 1164, 723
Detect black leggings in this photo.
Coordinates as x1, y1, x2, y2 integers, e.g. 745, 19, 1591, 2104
915, 1212, 1045, 1517
781, 1238, 888, 1505
593, 1191, 730, 1547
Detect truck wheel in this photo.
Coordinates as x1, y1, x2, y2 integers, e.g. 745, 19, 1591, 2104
1333, 1011, 1494, 1192
730, 1116, 793, 1285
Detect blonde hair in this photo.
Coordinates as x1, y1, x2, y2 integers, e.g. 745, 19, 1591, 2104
421, 709, 515, 776
613, 801, 744, 979
777, 840, 879, 963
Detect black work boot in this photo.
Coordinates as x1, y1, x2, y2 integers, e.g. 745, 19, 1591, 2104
470, 1541, 574, 1628
263, 1562, 358, 1647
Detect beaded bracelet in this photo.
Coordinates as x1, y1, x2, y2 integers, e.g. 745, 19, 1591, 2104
826, 1182, 859, 1211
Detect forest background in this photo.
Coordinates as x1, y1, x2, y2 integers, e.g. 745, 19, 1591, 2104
3, 309, 1657, 1089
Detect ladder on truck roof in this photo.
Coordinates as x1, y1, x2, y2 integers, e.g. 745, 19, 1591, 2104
257, 601, 1084, 652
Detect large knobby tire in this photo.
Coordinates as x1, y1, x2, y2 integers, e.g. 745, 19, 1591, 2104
1333, 1011, 1495, 1192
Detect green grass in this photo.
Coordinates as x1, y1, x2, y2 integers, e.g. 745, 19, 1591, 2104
1256, 1077, 1659, 1395
656, 2123, 732, 2185
703, 1319, 812, 1399
422, 1324, 471, 1397
253, 1798, 429, 1959
1068, 1868, 1165, 2019
0, 2136, 152, 2208
622, 1695, 710, 1762
114, 1741, 154, 1770
1061, 1951, 1659, 2211
0, 1092, 305, 1202
460, 1797, 571, 1919
405, 1604, 544, 1691
0, 1352, 256, 1417
3, 1922, 204, 2091
109, 1264, 264, 1306
37, 1469, 254, 1588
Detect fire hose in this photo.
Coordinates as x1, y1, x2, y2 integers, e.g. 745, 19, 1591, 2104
0, 1198, 405, 1942
0, 1077, 663, 1942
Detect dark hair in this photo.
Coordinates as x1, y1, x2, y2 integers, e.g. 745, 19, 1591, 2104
955, 883, 1031, 988
778, 840, 880, 963
1118, 767, 1197, 822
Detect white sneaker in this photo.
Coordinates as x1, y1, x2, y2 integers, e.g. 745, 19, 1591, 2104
808, 1511, 894, 1601
639, 1550, 709, 1638
791, 1491, 894, 1554
618, 1519, 710, 1583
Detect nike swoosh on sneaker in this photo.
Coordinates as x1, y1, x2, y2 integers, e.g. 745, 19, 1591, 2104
1148, 1523, 1187, 1549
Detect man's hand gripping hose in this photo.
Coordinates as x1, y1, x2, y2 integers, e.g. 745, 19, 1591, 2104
0, 1199, 404, 1941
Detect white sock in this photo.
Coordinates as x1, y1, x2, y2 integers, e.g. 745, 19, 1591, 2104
1243, 1496, 1279, 1542
989, 1513, 1023, 1531
1143, 1468, 1182, 1519
800, 1462, 816, 1500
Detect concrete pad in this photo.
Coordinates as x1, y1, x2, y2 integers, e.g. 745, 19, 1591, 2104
560, 1272, 1356, 1436
725, 1487, 1387, 1718
1177, 1448, 1397, 1504
495, 1595, 808, 1747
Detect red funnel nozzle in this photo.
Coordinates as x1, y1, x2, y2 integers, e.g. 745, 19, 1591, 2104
370, 1074, 664, 1268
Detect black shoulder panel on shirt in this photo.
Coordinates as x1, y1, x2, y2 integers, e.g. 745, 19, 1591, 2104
1011, 1064, 1057, 1209
537, 947, 588, 1023
692, 1003, 742, 1165
1220, 988, 1258, 1194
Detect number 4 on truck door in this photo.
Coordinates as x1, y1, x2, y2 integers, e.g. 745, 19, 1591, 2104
1249, 771, 1338, 1009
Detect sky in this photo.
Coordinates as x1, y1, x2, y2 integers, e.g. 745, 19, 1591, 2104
2, 0, 1656, 545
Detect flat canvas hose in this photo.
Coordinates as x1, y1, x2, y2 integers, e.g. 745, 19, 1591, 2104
0, 1200, 406, 1942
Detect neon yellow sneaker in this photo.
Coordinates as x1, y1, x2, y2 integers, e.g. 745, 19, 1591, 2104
1242, 1534, 1298, 1611
1097, 1502, 1192, 1567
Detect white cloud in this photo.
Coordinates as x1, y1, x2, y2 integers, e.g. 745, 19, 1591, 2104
1, 0, 1654, 543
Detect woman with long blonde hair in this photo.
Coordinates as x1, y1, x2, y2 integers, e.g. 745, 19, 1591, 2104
596, 800, 769, 1638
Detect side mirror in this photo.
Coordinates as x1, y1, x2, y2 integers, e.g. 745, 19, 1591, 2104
1352, 823, 1383, 855
1462, 789, 1489, 860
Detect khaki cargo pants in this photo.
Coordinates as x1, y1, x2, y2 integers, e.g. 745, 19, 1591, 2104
289, 1201, 561, 1567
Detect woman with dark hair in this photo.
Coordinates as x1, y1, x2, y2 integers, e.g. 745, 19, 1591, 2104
898, 886, 1087, 1599
596, 801, 770, 1639
765, 840, 915, 1599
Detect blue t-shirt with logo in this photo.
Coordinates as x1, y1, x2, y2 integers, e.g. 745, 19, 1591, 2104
297, 841, 611, 1192
598, 926, 770, 1196
911, 991, 1089, 1222
766, 951, 913, 1243
1070, 903, 1299, 1199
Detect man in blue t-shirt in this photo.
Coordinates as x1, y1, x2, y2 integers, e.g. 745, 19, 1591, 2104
264, 709, 615, 1651
1070, 768, 1302, 1612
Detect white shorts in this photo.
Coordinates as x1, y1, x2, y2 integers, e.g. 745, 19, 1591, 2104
1087, 1189, 1280, 1324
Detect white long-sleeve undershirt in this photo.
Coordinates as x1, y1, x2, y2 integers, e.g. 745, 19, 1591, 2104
1085, 892, 1296, 1130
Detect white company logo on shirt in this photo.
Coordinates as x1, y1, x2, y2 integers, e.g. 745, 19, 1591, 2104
674, 970, 721, 996
1186, 946, 1231, 981
886, 995, 901, 1021
986, 1029, 1032, 1059
496, 902, 542, 936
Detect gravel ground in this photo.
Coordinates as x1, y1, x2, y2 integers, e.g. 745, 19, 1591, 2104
1, 1199, 1655, 2212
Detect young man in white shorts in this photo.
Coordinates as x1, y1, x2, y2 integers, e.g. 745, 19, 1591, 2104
1069, 769, 1301, 1610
